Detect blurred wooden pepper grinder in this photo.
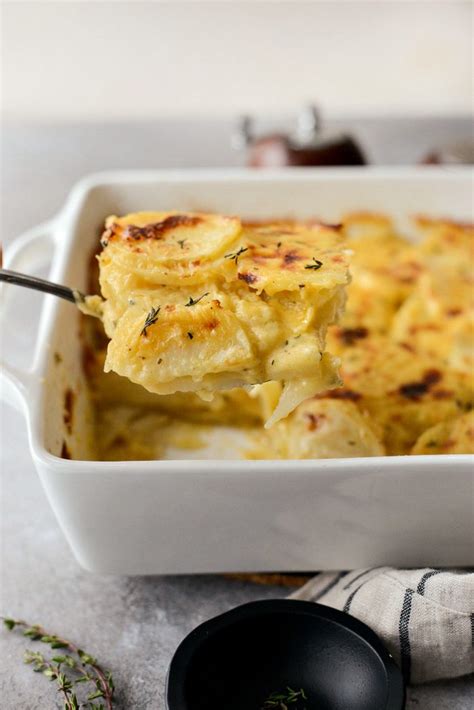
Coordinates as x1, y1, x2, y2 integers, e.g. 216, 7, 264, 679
233, 106, 366, 167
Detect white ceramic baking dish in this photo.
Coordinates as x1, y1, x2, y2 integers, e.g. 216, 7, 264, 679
1, 168, 473, 574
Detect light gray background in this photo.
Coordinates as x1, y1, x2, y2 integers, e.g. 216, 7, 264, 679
1, 118, 473, 709
3, 2, 471, 121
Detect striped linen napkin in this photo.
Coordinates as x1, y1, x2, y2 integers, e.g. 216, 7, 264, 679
289, 568, 474, 684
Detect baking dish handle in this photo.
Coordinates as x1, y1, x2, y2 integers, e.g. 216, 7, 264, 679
0, 220, 57, 414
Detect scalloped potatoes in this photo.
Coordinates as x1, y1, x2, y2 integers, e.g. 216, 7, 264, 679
84, 211, 474, 460
97, 211, 350, 426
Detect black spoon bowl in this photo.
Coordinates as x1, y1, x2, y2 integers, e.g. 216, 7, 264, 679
167, 599, 405, 710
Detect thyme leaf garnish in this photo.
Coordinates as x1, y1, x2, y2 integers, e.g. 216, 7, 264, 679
2, 617, 114, 709
262, 686, 308, 709
185, 292, 209, 307
141, 306, 161, 336
177, 239, 186, 249
224, 246, 248, 263
304, 258, 323, 270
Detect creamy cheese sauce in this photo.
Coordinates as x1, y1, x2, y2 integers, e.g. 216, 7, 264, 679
79, 212, 474, 461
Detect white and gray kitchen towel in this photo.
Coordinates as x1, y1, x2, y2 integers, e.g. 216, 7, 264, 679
289, 568, 474, 684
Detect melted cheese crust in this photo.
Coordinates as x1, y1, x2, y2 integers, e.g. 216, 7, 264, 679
98, 212, 349, 425
83, 212, 474, 460
325, 214, 474, 455
412, 411, 474, 455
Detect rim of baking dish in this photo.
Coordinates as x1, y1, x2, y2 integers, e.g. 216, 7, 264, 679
13, 167, 474, 470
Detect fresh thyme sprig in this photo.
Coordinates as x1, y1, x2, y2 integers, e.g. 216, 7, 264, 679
141, 306, 161, 336
262, 686, 308, 710
177, 239, 187, 249
224, 246, 248, 263
2, 617, 114, 709
185, 292, 209, 307
304, 258, 323, 270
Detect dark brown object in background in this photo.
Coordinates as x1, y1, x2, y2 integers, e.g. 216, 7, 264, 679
234, 105, 366, 167
420, 139, 474, 165
248, 132, 366, 167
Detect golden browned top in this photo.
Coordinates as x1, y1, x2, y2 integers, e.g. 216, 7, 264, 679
96, 211, 350, 426
81, 210, 473, 461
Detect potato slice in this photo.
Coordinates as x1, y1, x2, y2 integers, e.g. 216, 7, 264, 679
98, 212, 350, 424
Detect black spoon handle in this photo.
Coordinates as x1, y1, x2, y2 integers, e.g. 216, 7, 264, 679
0, 268, 83, 304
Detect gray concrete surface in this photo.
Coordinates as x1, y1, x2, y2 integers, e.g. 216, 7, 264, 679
1, 118, 473, 708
